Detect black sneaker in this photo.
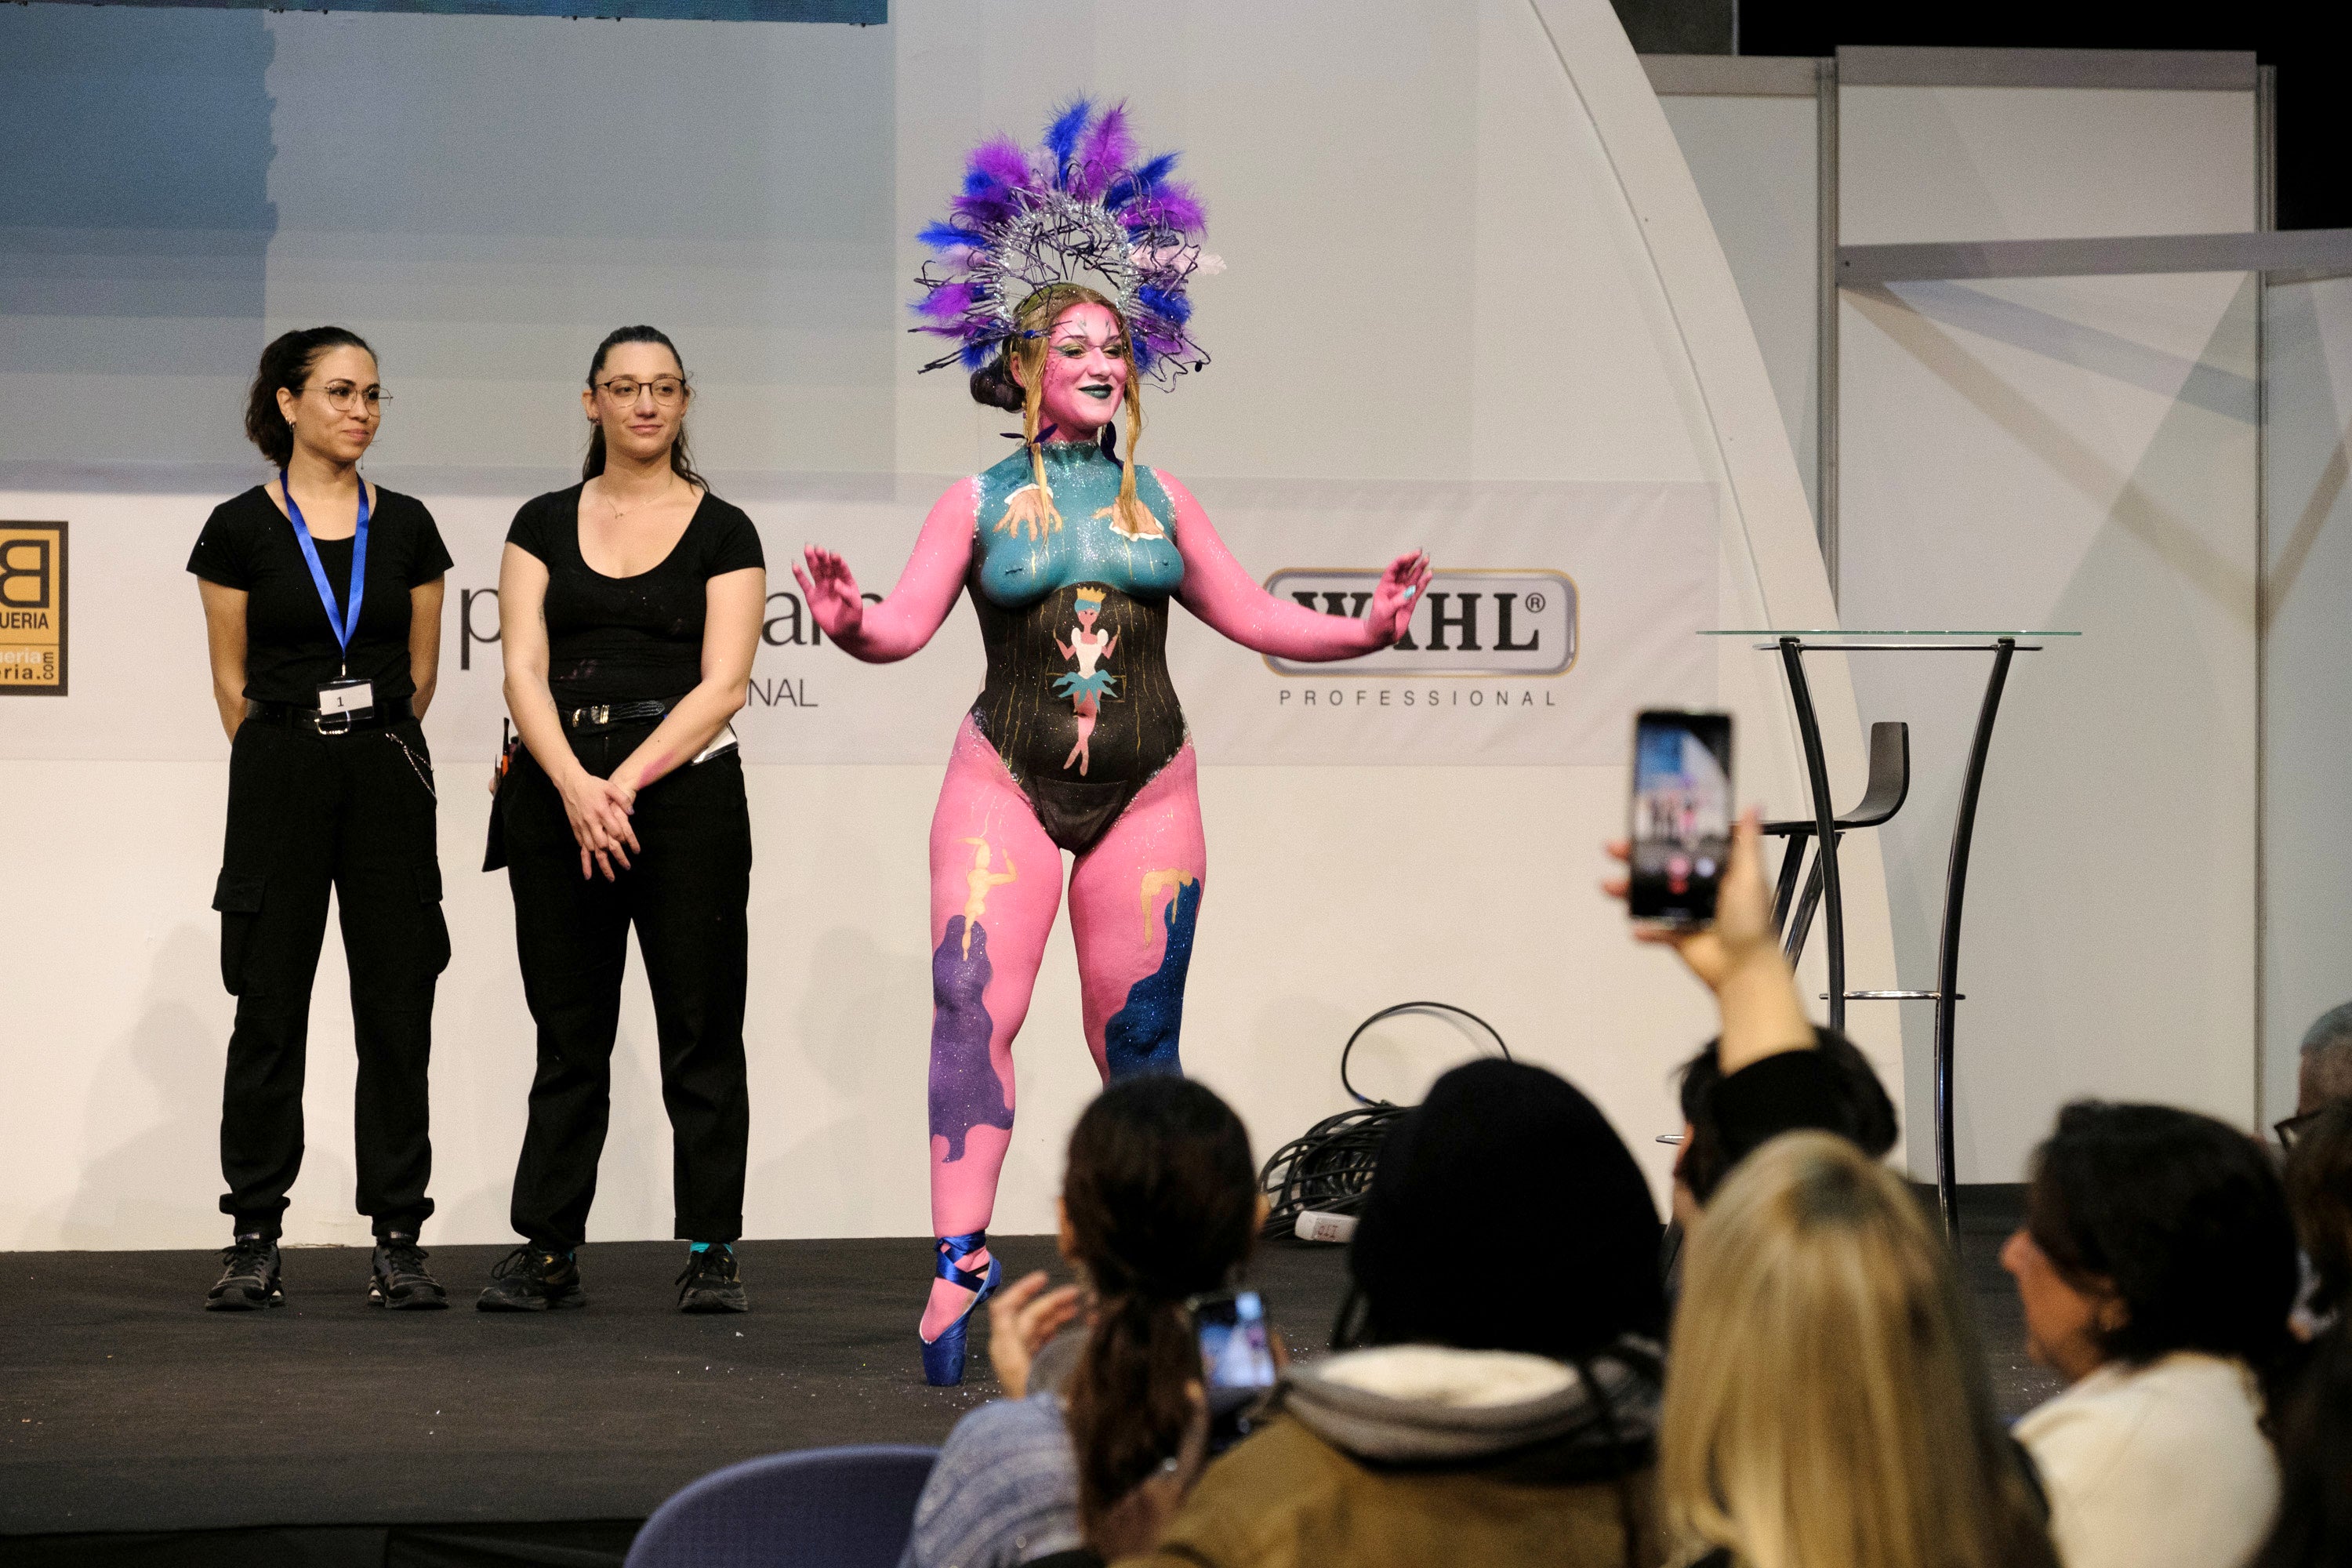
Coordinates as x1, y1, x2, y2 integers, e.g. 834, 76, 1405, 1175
677, 1245, 749, 1313
205, 1235, 283, 1312
369, 1236, 448, 1311
477, 1244, 585, 1312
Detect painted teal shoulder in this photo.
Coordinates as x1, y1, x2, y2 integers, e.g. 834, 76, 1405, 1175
972, 443, 1185, 608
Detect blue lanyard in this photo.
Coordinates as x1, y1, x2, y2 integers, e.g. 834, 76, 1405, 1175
279, 470, 369, 675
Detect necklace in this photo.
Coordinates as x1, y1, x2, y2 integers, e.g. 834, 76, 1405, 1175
599, 470, 678, 522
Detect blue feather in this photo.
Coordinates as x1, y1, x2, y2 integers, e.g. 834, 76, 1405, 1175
1104, 153, 1179, 212
1138, 285, 1192, 325
917, 221, 972, 250
1131, 337, 1156, 375
961, 340, 993, 370
1132, 151, 1178, 190
1042, 99, 1092, 188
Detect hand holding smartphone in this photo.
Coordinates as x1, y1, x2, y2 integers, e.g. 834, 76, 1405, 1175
1628, 710, 1733, 927
1188, 1289, 1278, 1454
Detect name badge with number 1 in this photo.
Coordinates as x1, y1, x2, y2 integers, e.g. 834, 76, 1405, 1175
319, 678, 375, 715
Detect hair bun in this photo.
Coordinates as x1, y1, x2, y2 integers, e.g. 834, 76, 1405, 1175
969, 352, 1024, 412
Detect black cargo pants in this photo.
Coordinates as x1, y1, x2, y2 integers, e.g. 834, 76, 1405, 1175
213, 712, 448, 1240
495, 718, 752, 1249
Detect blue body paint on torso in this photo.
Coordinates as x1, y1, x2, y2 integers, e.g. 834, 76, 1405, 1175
971, 442, 1185, 608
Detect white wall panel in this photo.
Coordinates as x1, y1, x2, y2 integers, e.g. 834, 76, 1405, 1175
1838, 81, 2258, 1178
2262, 277, 2352, 1124
1660, 93, 1820, 518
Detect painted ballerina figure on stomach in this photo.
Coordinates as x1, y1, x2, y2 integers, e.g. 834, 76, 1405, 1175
1054, 586, 1118, 775
790, 100, 1432, 1385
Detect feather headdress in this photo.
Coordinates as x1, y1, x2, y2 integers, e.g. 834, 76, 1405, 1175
913, 98, 1216, 383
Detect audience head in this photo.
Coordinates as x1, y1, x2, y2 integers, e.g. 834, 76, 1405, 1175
1345, 1058, 1664, 1358
1058, 1076, 1259, 1531
2250, 1322, 2352, 1568
1661, 1133, 2057, 1568
2285, 1100, 2352, 1328
1674, 1033, 1897, 1211
2004, 1100, 2296, 1385
2297, 1002, 2352, 1118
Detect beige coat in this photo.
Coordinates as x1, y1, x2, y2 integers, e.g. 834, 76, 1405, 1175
1120, 1345, 1660, 1568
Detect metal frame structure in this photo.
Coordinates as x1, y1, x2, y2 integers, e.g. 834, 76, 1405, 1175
1655, 45, 2287, 1206
1739, 634, 2044, 1234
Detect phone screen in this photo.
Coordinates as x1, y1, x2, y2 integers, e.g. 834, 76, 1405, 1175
1628, 710, 1733, 925
1194, 1290, 1276, 1392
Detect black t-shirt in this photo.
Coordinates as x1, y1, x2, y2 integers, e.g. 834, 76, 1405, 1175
506, 484, 764, 708
187, 484, 454, 706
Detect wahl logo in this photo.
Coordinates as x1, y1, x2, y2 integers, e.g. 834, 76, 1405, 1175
1261, 568, 1576, 678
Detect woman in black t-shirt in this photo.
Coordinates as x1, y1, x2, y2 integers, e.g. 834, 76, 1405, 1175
479, 325, 765, 1316
188, 326, 454, 1313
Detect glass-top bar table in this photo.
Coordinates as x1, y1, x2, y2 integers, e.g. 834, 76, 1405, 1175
1701, 630, 2079, 1234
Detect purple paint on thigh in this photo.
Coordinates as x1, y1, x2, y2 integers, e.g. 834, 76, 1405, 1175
929, 915, 1012, 1162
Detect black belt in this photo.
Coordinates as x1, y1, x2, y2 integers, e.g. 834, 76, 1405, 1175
561, 699, 673, 734
249, 696, 411, 735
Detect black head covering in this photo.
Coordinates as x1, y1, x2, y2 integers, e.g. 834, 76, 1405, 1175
1348, 1058, 1665, 1358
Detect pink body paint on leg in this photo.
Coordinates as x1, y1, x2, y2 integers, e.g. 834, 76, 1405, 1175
1069, 745, 1207, 1078
920, 717, 1062, 1340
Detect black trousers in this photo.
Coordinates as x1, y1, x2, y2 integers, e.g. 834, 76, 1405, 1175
499, 720, 752, 1247
214, 714, 448, 1240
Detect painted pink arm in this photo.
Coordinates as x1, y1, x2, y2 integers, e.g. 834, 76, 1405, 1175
792, 477, 979, 663
1161, 470, 1432, 662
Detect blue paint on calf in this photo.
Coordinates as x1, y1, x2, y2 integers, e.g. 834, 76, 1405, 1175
928, 916, 1012, 1162
1103, 879, 1201, 1080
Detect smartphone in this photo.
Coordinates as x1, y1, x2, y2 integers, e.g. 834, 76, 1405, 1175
1628, 710, 1733, 926
1189, 1289, 1277, 1453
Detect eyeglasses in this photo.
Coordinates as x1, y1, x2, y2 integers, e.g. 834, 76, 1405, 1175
597, 378, 688, 405
2277, 1111, 2322, 1149
309, 381, 387, 415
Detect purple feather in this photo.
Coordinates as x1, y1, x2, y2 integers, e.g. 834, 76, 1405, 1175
916, 282, 977, 321
1070, 101, 1134, 200
967, 136, 1033, 193
1042, 99, 1092, 188
1127, 183, 1205, 234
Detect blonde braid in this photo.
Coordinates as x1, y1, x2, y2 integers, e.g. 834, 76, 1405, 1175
996, 328, 1062, 539
1112, 364, 1156, 538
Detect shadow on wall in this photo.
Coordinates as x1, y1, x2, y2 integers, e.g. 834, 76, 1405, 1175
48, 924, 352, 1250
1853, 277, 2260, 1157
0, 6, 278, 470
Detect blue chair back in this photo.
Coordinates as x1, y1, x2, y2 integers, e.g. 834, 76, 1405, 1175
625, 1444, 939, 1568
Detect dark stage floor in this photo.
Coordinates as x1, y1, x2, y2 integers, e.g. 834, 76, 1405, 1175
0, 1235, 1352, 1563
0, 1192, 2057, 1566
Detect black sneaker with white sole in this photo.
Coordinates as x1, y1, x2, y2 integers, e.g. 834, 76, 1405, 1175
205, 1235, 284, 1312
369, 1236, 448, 1311
677, 1245, 750, 1313
477, 1244, 586, 1312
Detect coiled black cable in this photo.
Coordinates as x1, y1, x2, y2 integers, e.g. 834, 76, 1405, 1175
1257, 1001, 1509, 1241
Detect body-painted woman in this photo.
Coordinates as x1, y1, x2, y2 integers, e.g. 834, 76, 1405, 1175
793, 103, 1431, 1383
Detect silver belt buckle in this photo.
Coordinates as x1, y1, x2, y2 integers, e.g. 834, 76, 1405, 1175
578, 704, 611, 728
314, 708, 355, 735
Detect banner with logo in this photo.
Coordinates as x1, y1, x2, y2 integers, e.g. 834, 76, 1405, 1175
0, 476, 1714, 766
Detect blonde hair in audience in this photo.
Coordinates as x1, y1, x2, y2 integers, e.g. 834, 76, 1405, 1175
1660, 1134, 2057, 1568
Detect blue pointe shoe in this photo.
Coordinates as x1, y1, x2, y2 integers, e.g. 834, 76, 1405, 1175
919, 1229, 1004, 1387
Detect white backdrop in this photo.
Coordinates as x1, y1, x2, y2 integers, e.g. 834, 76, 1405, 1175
0, 0, 1886, 1250
1, 479, 1715, 768
1838, 73, 2260, 1174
